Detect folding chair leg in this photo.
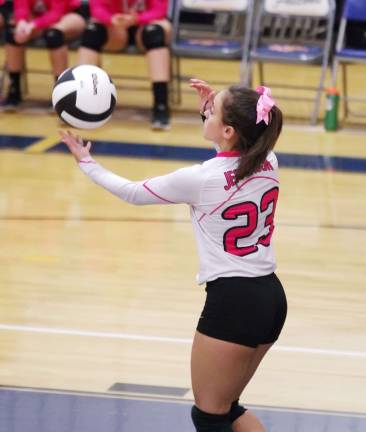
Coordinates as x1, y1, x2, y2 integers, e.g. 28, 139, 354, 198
240, 54, 251, 87
0, 63, 7, 99
22, 56, 29, 96
242, 62, 253, 87
342, 63, 349, 120
258, 62, 264, 86
172, 56, 182, 105
331, 58, 338, 87
311, 62, 328, 126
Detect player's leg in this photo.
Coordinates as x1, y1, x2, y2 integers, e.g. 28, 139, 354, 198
46, 12, 86, 79
191, 331, 257, 431
135, 19, 172, 130
232, 274, 287, 431
231, 344, 272, 432
191, 334, 272, 432
78, 21, 127, 66
2, 20, 26, 109
191, 274, 287, 432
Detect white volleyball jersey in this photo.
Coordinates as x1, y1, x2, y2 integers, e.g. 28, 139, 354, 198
79, 150, 279, 284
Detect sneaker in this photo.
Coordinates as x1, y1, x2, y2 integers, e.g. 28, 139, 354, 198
1, 89, 22, 112
151, 105, 171, 131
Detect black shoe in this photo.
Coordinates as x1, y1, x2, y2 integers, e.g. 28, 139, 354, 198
1, 89, 22, 112
151, 105, 171, 131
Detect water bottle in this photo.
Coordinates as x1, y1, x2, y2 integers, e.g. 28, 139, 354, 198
324, 87, 340, 132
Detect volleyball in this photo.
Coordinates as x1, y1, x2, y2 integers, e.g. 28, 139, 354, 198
52, 65, 117, 129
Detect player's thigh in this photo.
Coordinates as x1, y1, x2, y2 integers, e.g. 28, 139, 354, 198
191, 331, 256, 414
233, 342, 272, 402
103, 25, 128, 52
54, 12, 86, 39
134, 19, 172, 51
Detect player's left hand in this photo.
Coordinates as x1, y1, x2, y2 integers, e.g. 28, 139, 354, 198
111, 13, 136, 29
189, 78, 216, 115
15, 20, 35, 43
59, 130, 92, 162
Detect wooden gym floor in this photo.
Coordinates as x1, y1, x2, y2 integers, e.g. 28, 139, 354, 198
0, 49, 365, 431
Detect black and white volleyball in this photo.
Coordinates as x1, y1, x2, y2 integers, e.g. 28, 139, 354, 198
52, 65, 117, 129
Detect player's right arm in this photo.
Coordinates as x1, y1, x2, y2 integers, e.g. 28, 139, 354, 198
60, 130, 203, 206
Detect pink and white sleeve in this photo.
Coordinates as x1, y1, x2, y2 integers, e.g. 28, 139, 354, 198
78, 157, 203, 206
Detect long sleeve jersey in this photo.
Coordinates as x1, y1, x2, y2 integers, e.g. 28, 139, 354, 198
14, 0, 81, 29
79, 150, 279, 284
89, 0, 168, 26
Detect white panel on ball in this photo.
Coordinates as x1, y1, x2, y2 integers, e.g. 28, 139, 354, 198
73, 65, 114, 114
52, 65, 117, 130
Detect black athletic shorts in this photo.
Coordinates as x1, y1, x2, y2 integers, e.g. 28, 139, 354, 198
73, 4, 90, 21
196, 273, 287, 348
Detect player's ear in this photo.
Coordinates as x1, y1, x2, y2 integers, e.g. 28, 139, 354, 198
223, 125, 235, 140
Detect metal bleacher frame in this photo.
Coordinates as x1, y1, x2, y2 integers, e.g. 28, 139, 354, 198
247, 0, 336, 125
331, 0, 366, 120
170, 0, 254, 104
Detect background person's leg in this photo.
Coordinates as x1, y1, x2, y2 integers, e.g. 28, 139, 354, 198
49, 12, 86, 78
135, 20, 172, 130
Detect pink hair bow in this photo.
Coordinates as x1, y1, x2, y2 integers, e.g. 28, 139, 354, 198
256, 86, 275, 125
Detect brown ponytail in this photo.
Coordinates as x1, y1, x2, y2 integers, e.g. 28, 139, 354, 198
221, 85, 283, 181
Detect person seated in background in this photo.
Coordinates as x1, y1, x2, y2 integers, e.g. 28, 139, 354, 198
78, 0, 172, 131
1, 0, 88, 110
0, 0, 12, 33
0, 0, 6, 30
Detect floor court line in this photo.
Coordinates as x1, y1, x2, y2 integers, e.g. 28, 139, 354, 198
0, 324, 365, 359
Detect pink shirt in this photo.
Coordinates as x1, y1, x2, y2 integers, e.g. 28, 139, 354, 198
89, 0, 168, 26
14, 0, 81, 29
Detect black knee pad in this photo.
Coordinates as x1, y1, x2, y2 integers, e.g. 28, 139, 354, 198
5, 24, 19, 45
229, 400, 247, 423
80, 21, 107, 52
141, 24, 166, 50
43, 28, 65, 49
191, 405, 232, 432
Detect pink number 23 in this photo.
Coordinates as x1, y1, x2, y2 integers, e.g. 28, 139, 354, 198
222, 187, 279, 257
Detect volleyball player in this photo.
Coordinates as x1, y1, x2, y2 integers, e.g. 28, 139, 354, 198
60, 79, 287, 432
1, 0, 87, 110
0, 0, 9, 30
77, 0, 172, 131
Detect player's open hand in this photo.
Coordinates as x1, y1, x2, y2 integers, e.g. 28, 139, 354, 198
189, 78, 216, 114
15, 20, 34, 44
59, 130, 92, 162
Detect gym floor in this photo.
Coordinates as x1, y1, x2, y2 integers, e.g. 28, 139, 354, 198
0, 49, 366, 431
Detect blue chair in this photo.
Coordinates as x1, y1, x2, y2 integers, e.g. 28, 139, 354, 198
332, 0, 366, 119
248, 0, 336, 125
171, 0, 254, 102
